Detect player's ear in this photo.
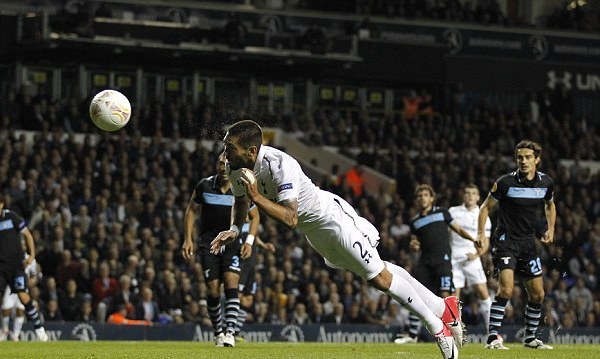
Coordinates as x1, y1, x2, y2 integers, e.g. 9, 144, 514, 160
247, 145, 258, 157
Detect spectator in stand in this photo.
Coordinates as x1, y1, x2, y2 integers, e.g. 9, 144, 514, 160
135, 287, 160, 323
108, 305, 152, 326
58, 279, 83, 321
402, 90, 421, 120
92, 262, 119, 321
42, 298, 63, 322
323, 303, 345, 325
344, 165, 365, 197
0, 81, 599, 333
108, 274, 138, 320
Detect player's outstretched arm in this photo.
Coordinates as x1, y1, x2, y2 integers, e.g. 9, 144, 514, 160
541, 199, 556, 244
211, 195, 250, 254
449, 222, 480, 247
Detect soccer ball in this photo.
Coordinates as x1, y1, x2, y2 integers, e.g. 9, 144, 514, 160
89, 89, 131, 131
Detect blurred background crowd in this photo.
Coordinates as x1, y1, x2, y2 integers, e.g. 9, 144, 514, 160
0, 0, 599, 344
0, 78, 599, 333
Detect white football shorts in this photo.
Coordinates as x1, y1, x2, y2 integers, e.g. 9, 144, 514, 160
2, 287, 24, 310
452, 257, 487, 289
304, 195, 384, 280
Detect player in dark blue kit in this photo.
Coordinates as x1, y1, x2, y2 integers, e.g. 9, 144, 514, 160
0, 194, 48, 342
479, 140, 556, 350
234, 215, 274, 341
182, 153, 243, 347
395, 184, 479, 344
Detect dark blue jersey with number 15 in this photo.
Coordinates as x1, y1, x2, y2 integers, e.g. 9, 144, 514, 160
409, 206, 454, 264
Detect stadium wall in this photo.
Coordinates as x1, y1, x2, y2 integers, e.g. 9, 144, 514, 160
17, 322, 600, 344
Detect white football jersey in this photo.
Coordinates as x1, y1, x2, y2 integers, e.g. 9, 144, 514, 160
229, 145, 334, 233
448, 204, 491, 261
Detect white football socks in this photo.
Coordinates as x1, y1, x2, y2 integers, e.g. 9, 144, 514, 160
480, 297, 492, 333
13, 316, 24, 339
385, 261, 445, 317
386, 272, 444, 335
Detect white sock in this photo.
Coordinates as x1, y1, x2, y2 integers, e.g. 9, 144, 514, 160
385, 261, 445, 317
386, 273, 444, 335
479, 297, 492, 333
13, 316, 24, 338
2, 316, 9, 333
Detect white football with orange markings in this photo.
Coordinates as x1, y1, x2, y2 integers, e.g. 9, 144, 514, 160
89, 89, 131, 132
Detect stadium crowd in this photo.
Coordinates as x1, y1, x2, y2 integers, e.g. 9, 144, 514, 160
0, 83, 599, 335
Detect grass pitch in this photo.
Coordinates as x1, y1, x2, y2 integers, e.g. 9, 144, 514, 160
0, 341, 598, 358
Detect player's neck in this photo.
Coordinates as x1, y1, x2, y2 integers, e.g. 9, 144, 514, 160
420, 205, 433, 215
519, 169, 536, 181
464, 203, 477, 210
217, 178, 231, 192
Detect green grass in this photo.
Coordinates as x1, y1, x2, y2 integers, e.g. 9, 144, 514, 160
1, 341, 599, 358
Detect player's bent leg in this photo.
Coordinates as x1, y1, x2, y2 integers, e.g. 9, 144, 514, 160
440, 296, 466, 348
523, 276, 547, 347
384, 262, 445, 316
1, 310, 10, 341
223, 271, 240, 347
12, 315, 24, 341
371, 269, 458, 359
434, 325, 459, 359
473, 283, 492, 333
486, 269, 515, 348
370, 269, 444, 336
17, 292, 47, 342
384, 261, 466, 347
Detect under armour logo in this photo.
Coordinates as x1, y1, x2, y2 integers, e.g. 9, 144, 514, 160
547, 70, 572, 90
501, 257, 511, 265
407, 297, 413, 304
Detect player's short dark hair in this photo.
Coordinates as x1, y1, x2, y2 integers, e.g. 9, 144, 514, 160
227, 120, 263, 150
515, 140, 542, 159
414, 184, 435, 199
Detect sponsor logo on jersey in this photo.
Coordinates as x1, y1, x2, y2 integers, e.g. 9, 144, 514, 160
0, 220, 14, 231
277, 183, 293, 192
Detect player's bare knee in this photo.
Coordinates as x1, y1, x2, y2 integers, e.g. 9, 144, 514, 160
529, 290, 545, 303
498, 284, 513, 298
369, 269, 392, 291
